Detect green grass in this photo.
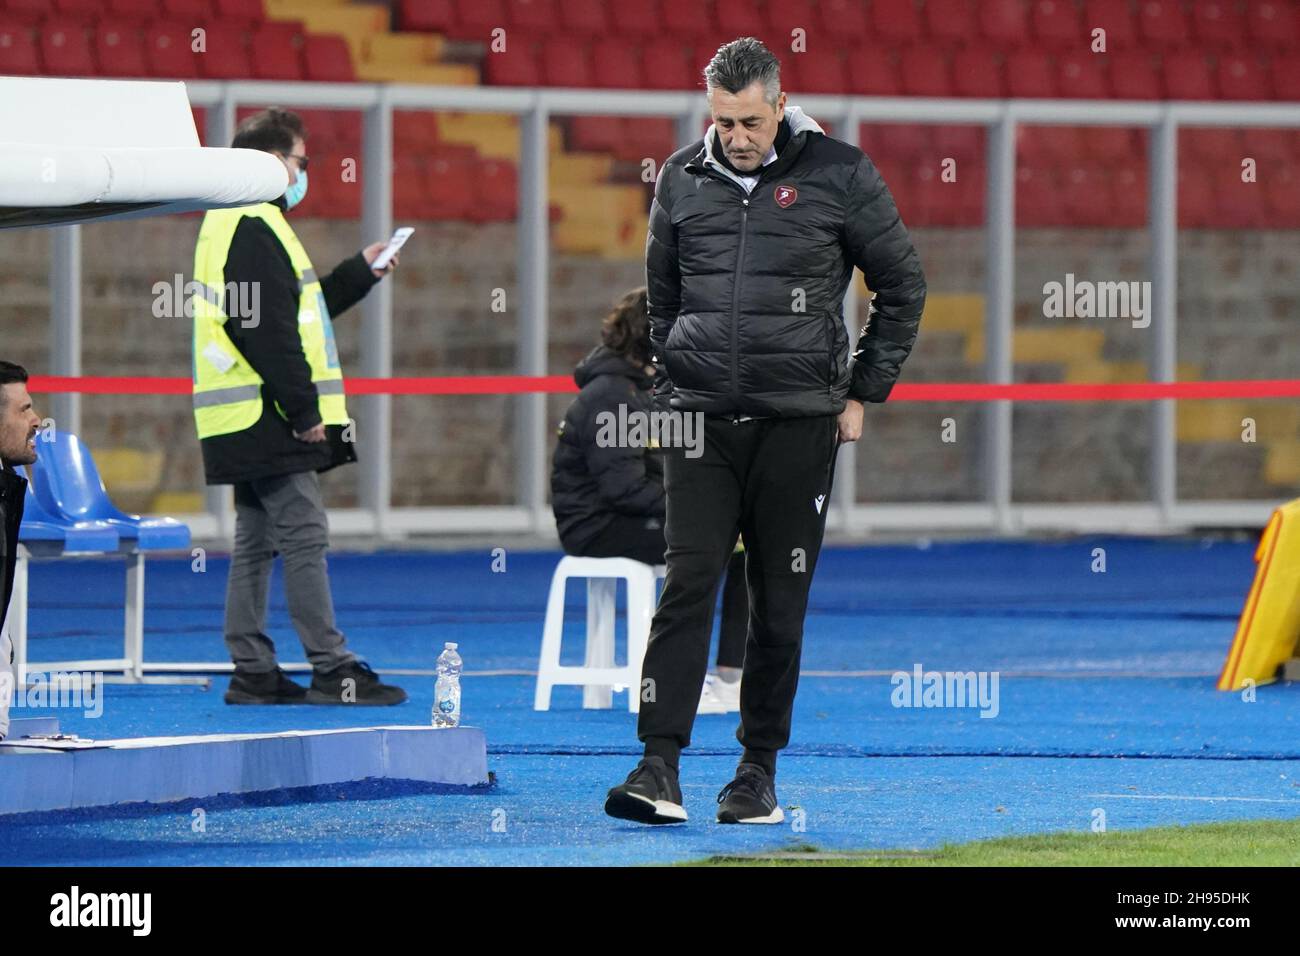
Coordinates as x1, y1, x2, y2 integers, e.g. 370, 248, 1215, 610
692, 818, 1300, 866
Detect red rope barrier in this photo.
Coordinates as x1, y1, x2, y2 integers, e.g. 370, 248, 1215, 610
26, 375, 1300, 401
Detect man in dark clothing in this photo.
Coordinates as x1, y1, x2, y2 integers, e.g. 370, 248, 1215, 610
605, 38, 926, 825
0, 361, 39, 740
550, 287, 748, 713
191, 108, 405, 706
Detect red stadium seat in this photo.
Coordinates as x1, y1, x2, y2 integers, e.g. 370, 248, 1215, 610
1136, 0, 1189, 47
786, 52, 848, 94
847, 51, 901, 95
1176, 163, 1213, 228
614, 116, 676, 164
540, 36, 592, 86
398, 0, 454, 33
144, 21, 198, 77
473, 159, 518, 221
1213, 165, 1264, 228
1109, 165, 1146, 227
1181, 127, 1242, 166
425, 155, 478, 221
0, 20, 40, 75
1216, 53, 1271, 101
951, 48, 1004, 98
1057, 51, 1110, 98
860, 123, 931, 161
557, 0, 608, 36
567, 115, 622, 153
447, 0, 507, 41
39, 19, 95, 77
1108, 51, 1161, 98
899, 45, 953, 97
1263, 165, 1300, 228
589, 38, 644, 89
1015, 164, 1064, 226
661, 0, 715, 38
1018, 126, 1084, 163
331, 110, 362, 150
924, 0, 977, 47
107, 0, 162, 20
611, 0, 660, 37
1162, 50, 1214, 100
1246, 1, 1297, 49
302, 33, 354, 82
394, 110, 440, 154
815, 0, 870, 40
979, 0, 1028, 44
642, 39, 694, 90
1030, 0, 1083, 47
250, 23, 303, 80
392, 155, 426, 220
1272, 57, 1300, 100
1061, 165, 1108, 226
95, 22, 149, 77
1085, 126, 1136, 163
870, 0, 923, 43
933, 125, 984, 162
1083, 0, 1138, 49
1240, 129, 1293, 166
1189, 0, 1245, 48
196, 23, 252, 79
482, 35, 540, 85
211, 0, 262, 24
1004, 50, 1056, 97
714, 0, 764, 38
53, 0, 105, 15
763, 0, 816, 40
506, 0, 559, 34
159, 0, 210, 21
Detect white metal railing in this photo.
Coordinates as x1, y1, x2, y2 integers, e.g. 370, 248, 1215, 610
46, 84, 1300, 540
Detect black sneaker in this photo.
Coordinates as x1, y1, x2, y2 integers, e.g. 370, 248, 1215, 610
305, 660, 408, 706
224, 667, 308, 705
604, 756, 688, 824
716, 763, 783, 824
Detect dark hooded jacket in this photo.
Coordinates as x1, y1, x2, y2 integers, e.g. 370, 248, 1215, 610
551, 346, 665, 553
646, 105, 926, 416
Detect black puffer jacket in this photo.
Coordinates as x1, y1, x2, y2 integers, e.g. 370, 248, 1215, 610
647, 105, 926, 416
551, 346, 665, 553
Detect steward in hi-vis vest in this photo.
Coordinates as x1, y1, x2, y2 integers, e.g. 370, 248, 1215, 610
190, 197, 381, 485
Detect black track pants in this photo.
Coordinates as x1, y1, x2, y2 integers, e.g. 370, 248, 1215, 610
638, 413, 840, 775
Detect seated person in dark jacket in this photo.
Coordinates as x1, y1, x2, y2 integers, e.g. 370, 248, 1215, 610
551, 287, 746, 713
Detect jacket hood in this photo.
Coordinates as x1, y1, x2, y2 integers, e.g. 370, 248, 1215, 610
700, 103, 824, 180
574, 345, 653, 389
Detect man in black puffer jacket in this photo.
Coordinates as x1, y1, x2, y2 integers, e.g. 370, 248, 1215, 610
0, 361, 39, 741
605, 38, 926, 827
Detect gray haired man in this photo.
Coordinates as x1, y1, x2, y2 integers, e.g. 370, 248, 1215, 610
605, 38, 926, 825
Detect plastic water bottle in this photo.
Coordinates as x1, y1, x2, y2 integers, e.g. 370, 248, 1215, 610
432, 642, 462, 728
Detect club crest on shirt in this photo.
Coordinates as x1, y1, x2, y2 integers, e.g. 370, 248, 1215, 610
774, 184, 798, 208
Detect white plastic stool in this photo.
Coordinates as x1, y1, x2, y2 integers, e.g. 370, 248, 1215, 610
534, 556, 667, 713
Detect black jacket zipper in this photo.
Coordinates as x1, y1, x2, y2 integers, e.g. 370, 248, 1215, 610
688, 161, 761, 416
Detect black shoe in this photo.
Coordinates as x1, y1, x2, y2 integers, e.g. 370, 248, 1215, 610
605, 756, 688, 824
716, 763, 783, 824
305, 660, 408, 706
224, 667, 308, 705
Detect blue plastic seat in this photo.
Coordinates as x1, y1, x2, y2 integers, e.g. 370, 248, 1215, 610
31, 434, 190, 551
20, 480, 120, 553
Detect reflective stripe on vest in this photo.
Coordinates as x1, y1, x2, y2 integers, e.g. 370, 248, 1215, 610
191, 203, 349, 440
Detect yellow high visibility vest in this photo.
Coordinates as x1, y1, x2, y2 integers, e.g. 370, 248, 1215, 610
191, 203, 348, 439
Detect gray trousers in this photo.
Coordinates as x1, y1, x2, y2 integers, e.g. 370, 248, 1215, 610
223, 471, 356, 674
